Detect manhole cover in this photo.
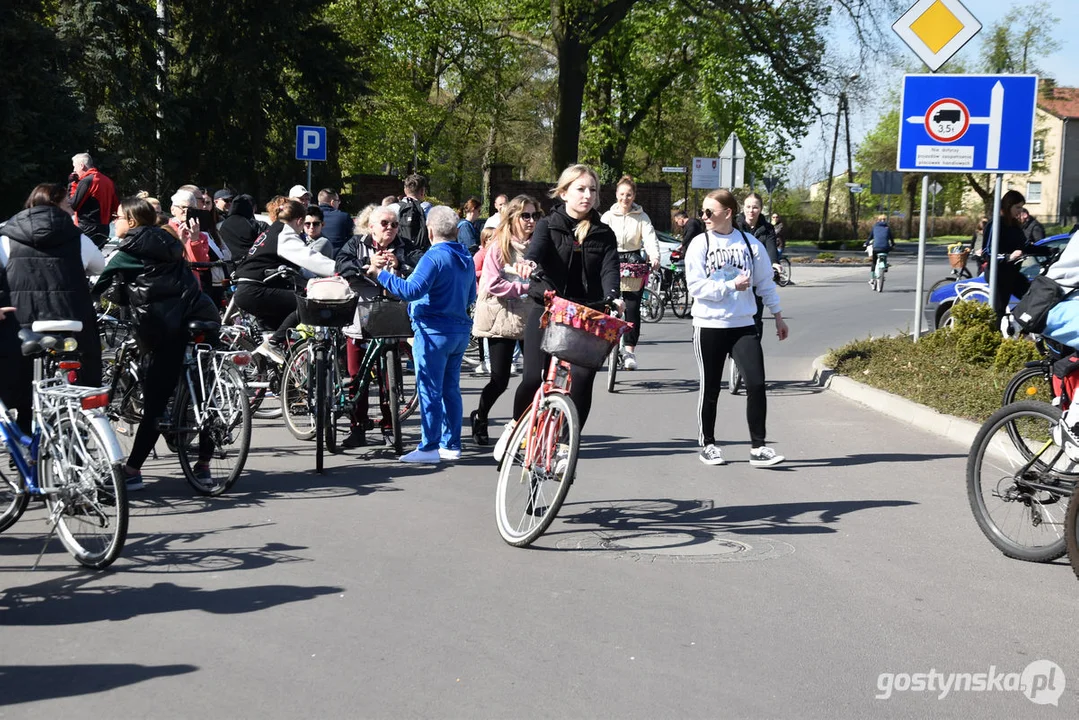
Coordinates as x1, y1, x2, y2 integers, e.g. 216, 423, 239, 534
556, 529, 794, 564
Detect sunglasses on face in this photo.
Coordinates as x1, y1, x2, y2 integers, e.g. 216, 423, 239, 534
380, 220, 400, 228
519, 212, 542, 221
699, 208, 715, 219
304, 221, 322, 227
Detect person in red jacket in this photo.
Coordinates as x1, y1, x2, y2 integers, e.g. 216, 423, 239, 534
67, 152, 118, 246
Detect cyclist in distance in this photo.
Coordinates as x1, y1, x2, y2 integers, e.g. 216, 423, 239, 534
865, 214, 895, 285
686, 189, 788, 468
601, 175, 660, 371
233, 199, 337, 364
497, 164, 622, 460
92, 197, 220, 490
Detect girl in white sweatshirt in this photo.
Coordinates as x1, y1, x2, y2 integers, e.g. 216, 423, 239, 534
685, 189, 789, 467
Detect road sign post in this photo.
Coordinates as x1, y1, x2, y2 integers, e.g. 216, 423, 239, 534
718, 133, 745, 190
295, 125, 328, 195
663, 166, 689, 217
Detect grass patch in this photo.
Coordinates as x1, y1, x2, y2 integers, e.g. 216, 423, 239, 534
825, 301, 1044, 422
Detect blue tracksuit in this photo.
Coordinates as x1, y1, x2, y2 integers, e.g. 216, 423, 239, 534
378, 241, 477, 452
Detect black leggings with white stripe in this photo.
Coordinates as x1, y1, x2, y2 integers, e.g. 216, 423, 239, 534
693, 325, 767, 448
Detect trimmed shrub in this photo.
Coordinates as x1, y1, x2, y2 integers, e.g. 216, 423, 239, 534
993, 338, 1041, 373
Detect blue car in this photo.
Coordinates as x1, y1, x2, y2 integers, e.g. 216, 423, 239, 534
926, 233, 1072, 330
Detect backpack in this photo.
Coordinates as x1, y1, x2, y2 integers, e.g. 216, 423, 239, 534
397, 196, 429, 264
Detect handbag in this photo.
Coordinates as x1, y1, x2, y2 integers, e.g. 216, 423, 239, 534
472, 285, 528, 340
1015, 274, 1073, 334
365, 298, 413, 337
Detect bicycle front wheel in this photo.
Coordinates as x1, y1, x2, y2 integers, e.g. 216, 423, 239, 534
967, 401, 1074, 562
0, 455, 29, 534
495, 393, 579, 547
776, 257, 792, 287
384, 345, 404, 455
41, 412, 127, 569
642, 287, 664, 323
281, 339, 316, 441
176, 365, 252, 495
606, 344, 619, 393
670, 274, 690, 318
395, 339, 418, 422
1067, 492, 1079, 581
315, 348, 327, 473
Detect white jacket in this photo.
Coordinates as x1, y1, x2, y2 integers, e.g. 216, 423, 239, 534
686, 229, 781, 329
601, 203, 660, 261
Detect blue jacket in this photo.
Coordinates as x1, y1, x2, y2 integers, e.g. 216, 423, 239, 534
378, 240, 477, 334
456, 219, 480, 250
868, 221, 894, 252
318, 203, 354, 257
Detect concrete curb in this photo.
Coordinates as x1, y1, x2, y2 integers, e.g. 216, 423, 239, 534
811, 355, 980, 449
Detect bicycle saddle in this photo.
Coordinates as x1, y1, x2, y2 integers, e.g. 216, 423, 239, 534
188, 320, 221, 333
18, 328, 61, 357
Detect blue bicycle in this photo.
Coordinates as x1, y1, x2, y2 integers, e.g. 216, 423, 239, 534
0, 320, 128, 569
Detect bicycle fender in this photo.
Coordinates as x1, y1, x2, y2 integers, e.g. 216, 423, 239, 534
84, 410, 126, 465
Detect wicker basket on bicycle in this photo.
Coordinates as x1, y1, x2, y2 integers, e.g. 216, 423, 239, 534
948, 243, 970, 270
619, 262, 651, 292
296, 292, 359, 328
539, 294, 632, 370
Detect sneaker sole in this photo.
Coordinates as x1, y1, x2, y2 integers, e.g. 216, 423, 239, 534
699, 456, 726, 466
749, 458, 784, 467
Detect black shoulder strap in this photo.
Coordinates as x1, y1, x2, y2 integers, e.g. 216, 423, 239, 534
735, 228, 755, 283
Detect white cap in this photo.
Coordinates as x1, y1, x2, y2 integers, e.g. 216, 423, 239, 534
170, 190, 198, 208
288, 185, 310, 199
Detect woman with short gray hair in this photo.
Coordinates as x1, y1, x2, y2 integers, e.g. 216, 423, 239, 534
369, 204, 477, 463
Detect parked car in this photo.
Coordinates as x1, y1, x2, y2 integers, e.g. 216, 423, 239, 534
926, 233, 1072, 330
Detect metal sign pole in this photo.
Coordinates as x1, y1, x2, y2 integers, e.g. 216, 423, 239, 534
913, 175, 930, 341
988, 173, 1003, 311
307, 161, 312, 196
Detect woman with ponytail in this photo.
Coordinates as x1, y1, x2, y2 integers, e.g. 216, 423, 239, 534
492, 165, 622, 460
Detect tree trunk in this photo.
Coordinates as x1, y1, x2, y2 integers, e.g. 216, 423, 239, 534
552, 33, 589, 173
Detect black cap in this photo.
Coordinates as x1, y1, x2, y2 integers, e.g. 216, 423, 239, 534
214, 188, 235, 201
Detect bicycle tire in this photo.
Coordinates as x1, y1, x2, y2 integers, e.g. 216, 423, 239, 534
1002, 364, 1052, 408
670, 274, 690, 318
315, 348, 327, 473
967, 401, 1073, 562
385, 345, 403, 455
641, 288, 664, 323
495, 393, 579, 547
281, 339, 316, 441
607, 344, 618, 393
0, 457, 29, 534
395, 340, 418, 422
729, 360, 743, 395
776, 257, 792, 287
1067, 492, 1079, 581
42, 412, 128, 569
176, 365, 252, 495
324, 348, 338, 456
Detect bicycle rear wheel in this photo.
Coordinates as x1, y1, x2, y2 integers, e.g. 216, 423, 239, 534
1067, 492, 1079, 581
176, 365, 252, 495
641, 287, 664, 323
495, 393, 579, 547
1002, 364, 1052, 408
315, 348, 327, 473
967, 401, 1074, 562
281, 339, 316, 441
776, 257, 792, 287
606, 344, 619, 393
669, 274, 690, 317
42, 412, 127, 569
0, 453, 29, 534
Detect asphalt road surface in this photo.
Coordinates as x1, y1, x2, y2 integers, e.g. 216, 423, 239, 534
2, 254, 1076, 718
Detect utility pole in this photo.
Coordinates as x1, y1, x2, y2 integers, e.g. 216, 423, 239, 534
818, 95, 842, 242
843, 94, 858, 240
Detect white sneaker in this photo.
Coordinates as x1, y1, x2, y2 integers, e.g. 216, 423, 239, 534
438, 447, 461, 461
699, 444, 725, 466
749, 446, 784, 467
492, 419, 518, 462
400, 448, 441, 464
255, 339, 285, 365
622, 350, 637, 371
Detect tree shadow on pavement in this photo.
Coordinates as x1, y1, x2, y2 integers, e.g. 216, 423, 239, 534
0, 663, 198, 706
0, 570, 344, 626
545, 496, 918, 549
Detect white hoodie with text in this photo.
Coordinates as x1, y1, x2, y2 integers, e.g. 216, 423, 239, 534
686, 229, 781, 328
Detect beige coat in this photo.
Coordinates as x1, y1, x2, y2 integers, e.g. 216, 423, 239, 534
601, 203, 661, 262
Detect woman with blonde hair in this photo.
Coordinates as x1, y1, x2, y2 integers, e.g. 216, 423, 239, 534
601, 175, 660, 370
493, 164, 621, 459
469, 195, 541, 444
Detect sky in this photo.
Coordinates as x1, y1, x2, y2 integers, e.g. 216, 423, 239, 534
787, 0, 1079, 186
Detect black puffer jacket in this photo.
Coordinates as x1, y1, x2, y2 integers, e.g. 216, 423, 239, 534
0, 266, 17, 359
3, 205, 96, 331
735, 213, 779, 265
92, 225, 218, 348
524, 205, 620, 305
219, 196, 259, 259
335, 234, 411, 295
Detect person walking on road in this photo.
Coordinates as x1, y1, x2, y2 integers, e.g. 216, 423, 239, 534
687, 189, 788, 468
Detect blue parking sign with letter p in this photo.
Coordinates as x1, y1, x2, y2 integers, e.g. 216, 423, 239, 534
295, 125, 327, 162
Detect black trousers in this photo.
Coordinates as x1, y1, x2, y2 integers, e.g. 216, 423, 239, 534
992, 262, 1030, 319
234, 284, 298, 344
128, 337, 187, 469
622, 288, 642, 346
512, 305, 598, 428
477, 337, 518, 422
693, 325, 767, 448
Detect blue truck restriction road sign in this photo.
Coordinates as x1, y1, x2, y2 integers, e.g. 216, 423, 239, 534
897, 74, 1037, 174
295, 125, 327, 162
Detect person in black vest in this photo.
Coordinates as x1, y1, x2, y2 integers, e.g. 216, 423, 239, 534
984, 190, 1054, 318
0, 183, 106, 433
233, 199, 336, 363
735, 193, 780, 338
218, 194, 260, 260
398, 173, 431, 266
91, 197, 220, 490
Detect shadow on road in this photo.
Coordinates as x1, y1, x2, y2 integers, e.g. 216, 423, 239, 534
0, 663, 198, 706
547, 496, 918, 548
0, 570, 344, 626
787, 452, 966, 468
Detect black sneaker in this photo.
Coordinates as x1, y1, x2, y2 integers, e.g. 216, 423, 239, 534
471, 411, 489, 446
341, 430, 367, 449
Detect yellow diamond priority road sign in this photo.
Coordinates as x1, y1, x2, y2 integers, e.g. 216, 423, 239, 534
893, 0, 981, 72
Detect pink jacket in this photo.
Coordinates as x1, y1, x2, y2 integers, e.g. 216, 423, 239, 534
481, 243, 528, 299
